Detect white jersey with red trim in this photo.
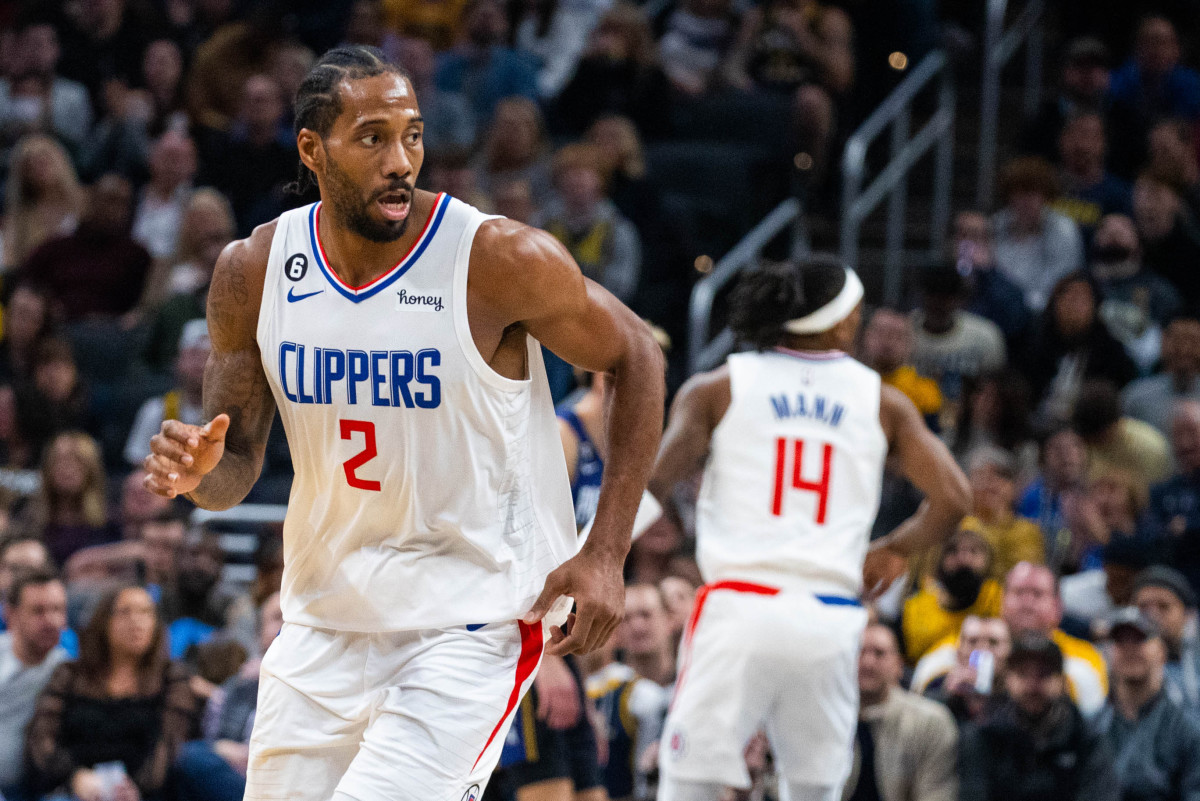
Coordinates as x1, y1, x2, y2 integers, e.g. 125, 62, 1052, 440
256, 194, 578, 632
696, 348, 888, 596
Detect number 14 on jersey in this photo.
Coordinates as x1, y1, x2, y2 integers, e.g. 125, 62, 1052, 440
772, 437, 833, 523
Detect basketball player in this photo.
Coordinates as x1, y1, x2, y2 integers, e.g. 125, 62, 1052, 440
142, 46, 664, 801
650, 259, 971, 801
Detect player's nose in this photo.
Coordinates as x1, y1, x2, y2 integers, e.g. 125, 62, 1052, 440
381, 139, 414, 180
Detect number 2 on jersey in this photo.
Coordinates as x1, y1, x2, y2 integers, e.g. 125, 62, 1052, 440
340, 419, 381, 491
771, 437, 833, 523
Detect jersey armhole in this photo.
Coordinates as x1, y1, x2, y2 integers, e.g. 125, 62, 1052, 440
255, 208, 299, 349
451, 213, 532, 393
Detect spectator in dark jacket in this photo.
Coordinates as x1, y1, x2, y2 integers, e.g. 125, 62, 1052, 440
1134, 167, 1200, 306
958, 633, 1118, 801
1143, 401, 1200, 597
1095, 607, 1200, 801
951, 211, 1031, 341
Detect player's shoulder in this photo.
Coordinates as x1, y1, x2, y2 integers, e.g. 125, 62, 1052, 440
474, 216, 573, 270
217, 219, 278, 282
207, 220, 278, 346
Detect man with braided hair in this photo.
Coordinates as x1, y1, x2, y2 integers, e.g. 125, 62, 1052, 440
649, 258, 971, 801
143, 45, 664, 801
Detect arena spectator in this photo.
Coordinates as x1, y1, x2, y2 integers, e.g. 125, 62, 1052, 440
15, 339, 90, 464
0, 282, 55, 386
475, 96, 553, 204
920, 615, 1011, 725
1123, 310, 1200, 436
958, 634, 1118, 801
0, 569, 68, 800
137, 39, 188, 138
165, 531, 249, 661
560, 369, 607, 531
658, 0, 739, 96
268, 42, 315, 127
511, 0, 607, 100
912, 563, 1108, 717
1073, 379, 1171, 493
1134, 567, 1200, 710
491, 177, 537, 224
0, 20, 93, 154
392, 36, 475, 157
587, 584, 671, 801
1096, 607, 1200, 801
206, 74, 297, 236
949, 210, 1031, 340
951, 371, 1037, 479
902, 529, 1003, 664
1060, 468, 1149, 572
1148, 119, 1200, 218
1090, 213, 1182, 372
173, 591, 284, 801
114, 468, 174, 543
1060, 531, 1153, 633
125, 320, 209, 467
54, 0, 156, 102
75, 72, 153, 184
862, 308, 942, 426
1022, 273, 1139, 424
184, 12, 282, 133
25, 585, 198, 801
1053, 111, 1131, 243
65, 507, 186, 593
658, 574, 696, 647
15, 431, 118, 569
19, 173, 151, 323
425, 149, 495, 213
1133, 167, 1200, 306
0, 536, 52, 628
538, 143, 641, 303
959, 447, 1046, 581
847, 624, 957, 801
553, 4, 673, 137
144, 188, 236, 372
1144, 401, 1200, 597
1108, 16, 1200, 168
435, 0, 539, 124
383, 0, 468, 51
131, 131, 197, 262
991, 157, 1086, 313
1021, 37, 1111, 163
909, 264, 1007, 419
2, 134, 84, 271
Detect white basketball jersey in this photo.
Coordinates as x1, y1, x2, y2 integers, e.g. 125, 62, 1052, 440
696, 348, 888, 596
257, 193, 578, 631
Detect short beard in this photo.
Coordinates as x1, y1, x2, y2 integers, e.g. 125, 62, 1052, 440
322, 153, 410, 243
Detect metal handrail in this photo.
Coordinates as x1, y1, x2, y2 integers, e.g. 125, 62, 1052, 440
686, 198, 806, 373
840, 50, 956, 306
977, 0, 1046, 207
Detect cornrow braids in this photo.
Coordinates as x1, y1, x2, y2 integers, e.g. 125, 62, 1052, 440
287, 44, 412, 195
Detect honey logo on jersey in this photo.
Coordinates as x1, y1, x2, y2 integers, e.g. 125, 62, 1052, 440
396, 288, 444, 312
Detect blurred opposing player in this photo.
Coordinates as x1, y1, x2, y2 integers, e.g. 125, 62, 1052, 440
650, 259, 970, 801
143, 45, 664, 801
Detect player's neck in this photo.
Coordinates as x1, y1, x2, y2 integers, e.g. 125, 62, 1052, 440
779, 333, 842, 353
318, 191, 435, 288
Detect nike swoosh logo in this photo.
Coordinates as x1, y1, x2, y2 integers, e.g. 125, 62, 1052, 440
287, 288, 324, 303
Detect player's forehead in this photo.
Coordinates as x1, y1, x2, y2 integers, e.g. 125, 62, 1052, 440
332, 72, 420, 131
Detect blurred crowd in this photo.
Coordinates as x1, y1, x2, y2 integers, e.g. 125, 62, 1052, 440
5, 1, 1200, 801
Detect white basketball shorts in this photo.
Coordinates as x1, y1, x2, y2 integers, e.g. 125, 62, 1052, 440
658, 580, 867, 789
245, 619, 544, 801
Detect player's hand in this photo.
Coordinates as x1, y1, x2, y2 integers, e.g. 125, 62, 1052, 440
534, 654, 582, 729
143, 415, 231, 498
524, 545, 624, 656
862, 541, 908, 601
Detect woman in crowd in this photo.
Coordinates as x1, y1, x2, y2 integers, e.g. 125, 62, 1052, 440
2, 134, 84, 271
1061, 469, 1147, 573
14, 339, 89, 464
0, 281, 54, 384
474, 96, 553, 204
16, 430, 117, 567
1024, 271, 1139, 424
26, 584, 197, 801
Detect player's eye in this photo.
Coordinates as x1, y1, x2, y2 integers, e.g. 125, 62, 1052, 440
406, 131, 422, 145
361, 134, 380, 146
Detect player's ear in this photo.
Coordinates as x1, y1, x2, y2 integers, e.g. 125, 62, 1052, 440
297, 129, 324, 176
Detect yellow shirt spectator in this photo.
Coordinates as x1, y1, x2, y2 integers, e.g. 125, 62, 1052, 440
902, 578, 1004, 663
882, 366, 943, 417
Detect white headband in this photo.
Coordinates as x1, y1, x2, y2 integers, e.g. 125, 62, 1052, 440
783, 267, 864, 335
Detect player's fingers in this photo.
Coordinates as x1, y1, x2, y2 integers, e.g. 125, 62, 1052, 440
522, 570, 568, 624
202, 413, 231, 442
142, 469, 178, 499
149, 433, 194, 466
161, 419, 202, 448
548, 606, 595, 656
143, 453, 183, 483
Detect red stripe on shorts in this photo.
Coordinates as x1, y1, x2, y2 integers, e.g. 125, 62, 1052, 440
670, 580, 779, 709
473, 620, 544, 769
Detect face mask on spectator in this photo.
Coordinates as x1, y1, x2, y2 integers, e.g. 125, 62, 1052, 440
938, 564, 986, 610
1093, 244, 1135, 265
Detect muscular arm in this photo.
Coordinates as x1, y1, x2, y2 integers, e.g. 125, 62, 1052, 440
473, 220, 664, 651
145, 226, 276, 510
647, 367, 729, 504
874, 384, 971, 558
187, 230, 276, 510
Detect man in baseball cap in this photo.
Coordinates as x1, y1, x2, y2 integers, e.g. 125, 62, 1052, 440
1133, 566, 1200, 708
1098, 605, 1200, 800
